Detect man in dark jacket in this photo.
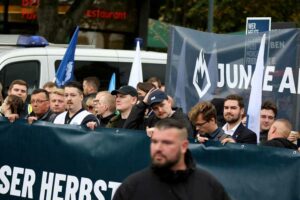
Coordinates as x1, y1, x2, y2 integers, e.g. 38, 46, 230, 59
221, 94, 257, 144
260, 100, 277, 143
123, 89, 193, 139
113, 119, 230, 200
261, 119, 298, 150
27, 89, 57, 123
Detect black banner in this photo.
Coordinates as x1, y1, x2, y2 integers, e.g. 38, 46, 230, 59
0, 119, 299, 199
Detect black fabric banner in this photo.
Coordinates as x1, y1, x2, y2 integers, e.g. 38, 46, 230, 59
0, 119, 299, 199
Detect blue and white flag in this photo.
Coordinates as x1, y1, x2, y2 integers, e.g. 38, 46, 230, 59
128, 41, 143, 87
108, 73, 116, 92
55, 26, 79, 87
247, 34, 266, 143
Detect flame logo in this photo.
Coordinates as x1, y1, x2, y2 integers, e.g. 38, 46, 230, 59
193, 49, 211, 98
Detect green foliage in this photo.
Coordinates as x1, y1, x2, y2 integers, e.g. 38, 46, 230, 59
159, 0, 300, 33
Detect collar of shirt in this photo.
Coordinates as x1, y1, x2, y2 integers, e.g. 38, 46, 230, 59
222, 122, 240, 136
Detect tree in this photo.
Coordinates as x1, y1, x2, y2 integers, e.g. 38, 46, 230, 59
159, 0, 300, 33
37, 0, 94, 43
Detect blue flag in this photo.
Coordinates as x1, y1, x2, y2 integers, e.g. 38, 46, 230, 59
108, 73, 116, 92
55, 26, 79, 87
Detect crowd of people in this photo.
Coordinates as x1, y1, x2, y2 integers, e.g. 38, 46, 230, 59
0, 77, 299, 151
1, 77, 299, 199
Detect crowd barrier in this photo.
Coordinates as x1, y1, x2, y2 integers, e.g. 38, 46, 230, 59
0, 118, 299, 200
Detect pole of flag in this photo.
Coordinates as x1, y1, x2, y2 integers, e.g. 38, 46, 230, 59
108, 73, 116, 92
55, 26, 79, 88
247, 34, 266, 143
128, 38, 143, 87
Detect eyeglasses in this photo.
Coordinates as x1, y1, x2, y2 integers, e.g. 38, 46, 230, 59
30, 99, 48, 104
195, 121, 208, 128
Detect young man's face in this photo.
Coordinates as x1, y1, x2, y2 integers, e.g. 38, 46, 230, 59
8, 84, 27, 103
150, 127, 188, 170
260, 109, 275, 131
64, 87, 83, 113
50, 93, 65, 114
223, 100, 243, 124
152, 99, 173, 119
115, 94, 136, 112
194, 113, 212, 134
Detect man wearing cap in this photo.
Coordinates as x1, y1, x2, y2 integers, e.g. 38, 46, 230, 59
106, 85, 138, 128
124, 89, 194, 138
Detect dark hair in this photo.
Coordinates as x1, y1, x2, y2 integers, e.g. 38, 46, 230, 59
154, 118, 188, 139
6, 95, 24, 115
64, 81, 83, 94
146, 77, 162, 88
188, 101, 217, 124
31, 89, 50, 100
225, 94, 244, 108
8, 79, 28, 92
137, 82, 155, 93
83, 76, 100, 91
261, 100, 277, 117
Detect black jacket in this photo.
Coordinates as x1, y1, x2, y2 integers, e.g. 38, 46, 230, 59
27, 109, 57, 122
113, 150, 230, 200
262, 138, 298, 150
123, 101, 194, 138
259, 130, 268, 143
232, 123, 257, 144
98, 113, 116, 127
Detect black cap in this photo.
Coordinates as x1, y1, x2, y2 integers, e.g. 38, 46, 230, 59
111, 85, 138, 97
148, 90, 168, 106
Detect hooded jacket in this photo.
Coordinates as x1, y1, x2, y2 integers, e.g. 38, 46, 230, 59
113, 150, 230, 200
262, 138, 298, 150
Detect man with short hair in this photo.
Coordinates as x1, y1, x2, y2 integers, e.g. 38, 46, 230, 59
94, 91, 116, 126
113, 118, 230, 200
87, 91, 117, 129
6, 79, 31, 120
83, 76, 100, 97
124, 89, 193, 138
42, 81, 57, 94
260, 100, 277, 143
106, 85, 138, 128
53, 81, 99, 126
189, 101, 231, 143
222, 94, 257, 144
50, 88, 65, 114
83, 76, 100, 107
261, 119, 297, 150
27, 89, 57, 123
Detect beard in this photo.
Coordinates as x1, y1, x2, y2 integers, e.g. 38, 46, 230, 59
224, 113, 240, 124
151, 150, 181, 169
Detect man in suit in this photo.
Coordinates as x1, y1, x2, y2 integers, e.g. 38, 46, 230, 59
221, 94, 257, 144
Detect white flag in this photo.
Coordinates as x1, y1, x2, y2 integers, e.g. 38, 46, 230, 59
247, 34, 266, 143
128, 41, 143, 87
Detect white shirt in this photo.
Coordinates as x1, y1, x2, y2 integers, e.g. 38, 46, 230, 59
222, 122, 240, 136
